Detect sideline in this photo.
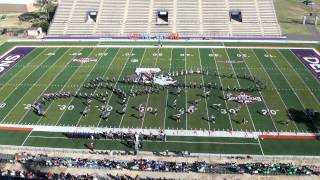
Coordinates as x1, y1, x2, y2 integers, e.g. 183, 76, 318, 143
0, 123, 319, 139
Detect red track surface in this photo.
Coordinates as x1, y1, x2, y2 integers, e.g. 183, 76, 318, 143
0, 126, 32, 131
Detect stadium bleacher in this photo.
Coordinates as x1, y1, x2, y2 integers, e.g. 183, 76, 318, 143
48, 0, 282, 37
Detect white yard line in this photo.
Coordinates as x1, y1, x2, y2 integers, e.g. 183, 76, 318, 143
75, 48, 118, 127
21, 130, 33, 146
163, 49, 173, 129
17, 48, 75, 124
251, 50, 300, 132
223, 49, 265, 156
197, 48, 210, 131
10, 44, 320, 52
96, 48, 135, 127
268, 52, 313, 132
117, 49, 147, 128
1, 49, 59, 124
239, 49, 278, 132
140, 49, 161, 129
184, 48, 188, 130
211, 49, 234, 131
54, 49, 106, 126
0, 48, 52, 94
277, 50, 320, 105
289, 49, 320, 84
0, 48, 42, 89
269, 54, 307, 109
35, 48, 85, 125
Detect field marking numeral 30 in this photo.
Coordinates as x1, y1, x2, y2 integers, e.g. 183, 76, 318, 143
58, 105, 74, 111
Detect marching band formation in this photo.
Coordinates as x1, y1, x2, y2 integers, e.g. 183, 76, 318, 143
33, 68, 266, 126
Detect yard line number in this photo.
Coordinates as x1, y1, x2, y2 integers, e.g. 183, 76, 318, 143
23, 104, 32, 110
180, 53, 193, 57
0, 102, 6, 108
208, 53, 220, 57
152, 53, 163, 57
220, 108, 236, 114
58, 105, 74, 111
262, 109, 279, 116
264, 54, 276, 58
237, 53, 248, 58
96, 53, 108, 56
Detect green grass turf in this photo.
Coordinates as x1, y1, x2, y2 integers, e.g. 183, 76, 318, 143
275, 0, 320, 36
0, 42, 320, 155
0, 130, 30, 146
260, 139, 320, 156
1, 46, 320, 132
23, 131, 262, 154
241, 49, 298, 132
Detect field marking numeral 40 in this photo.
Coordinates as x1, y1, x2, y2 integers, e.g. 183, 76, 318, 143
0, 102, 6, 108
208, 53, 220, 57
58, 105, 74, 111
237, 53, 248, 58
262, 109, 279, 115
152, 53, 163, 57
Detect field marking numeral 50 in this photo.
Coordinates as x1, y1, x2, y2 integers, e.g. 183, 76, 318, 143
58, 105, 74, 111
264, 54, 276, 58
0, 102, 6, 108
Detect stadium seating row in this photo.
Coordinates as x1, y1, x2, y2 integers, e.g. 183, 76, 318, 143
48, 0, 281, 37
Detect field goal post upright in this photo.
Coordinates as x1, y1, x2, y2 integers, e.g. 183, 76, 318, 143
303, 12, 319, 25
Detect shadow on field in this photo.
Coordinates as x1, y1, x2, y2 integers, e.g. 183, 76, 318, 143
288, 108, 320, 133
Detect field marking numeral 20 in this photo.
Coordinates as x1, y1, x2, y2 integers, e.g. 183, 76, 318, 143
23, 104, 32, 110
262, 109, 279, 115
0, 102, 6, 108
58, 105, 74, 111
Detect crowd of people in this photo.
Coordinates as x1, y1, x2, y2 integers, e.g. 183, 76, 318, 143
0, 168, 163, 180
0, 169, 99, 180
63, 130, 166, 142
1, 152, 317, 176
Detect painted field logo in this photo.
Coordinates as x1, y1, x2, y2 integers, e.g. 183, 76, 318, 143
292, 49, 320, 80
0, 55, 23, 73
226, 92, 262, 104
0, 47, 34, 76
302, 57, 320, 74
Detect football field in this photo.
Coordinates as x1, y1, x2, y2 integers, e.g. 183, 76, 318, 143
0, 41, 320, 155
